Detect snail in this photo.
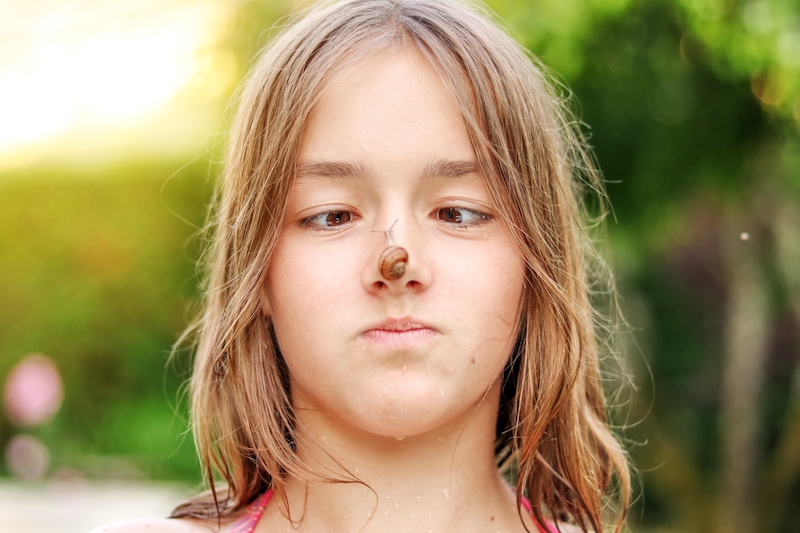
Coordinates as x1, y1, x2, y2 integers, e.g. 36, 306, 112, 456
380, 245, 409, 280
377, 221, 409, 281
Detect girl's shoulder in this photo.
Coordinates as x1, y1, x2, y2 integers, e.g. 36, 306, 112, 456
88, 516, 229, 533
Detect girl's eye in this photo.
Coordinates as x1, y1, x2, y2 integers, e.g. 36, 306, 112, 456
436, 207, 490, 226
302, 210, 353, 229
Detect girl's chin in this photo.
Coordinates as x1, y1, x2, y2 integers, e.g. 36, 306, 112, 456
339, 394, 479, 442
293, 376, 501, 442
343, 417, 446, 443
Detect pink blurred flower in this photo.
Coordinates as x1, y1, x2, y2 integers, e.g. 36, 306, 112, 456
5, 434, 50, 480
3, 354, 63, 427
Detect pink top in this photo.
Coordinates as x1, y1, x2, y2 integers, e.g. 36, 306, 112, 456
225, 490, 273, 533
226, 489, 557, 533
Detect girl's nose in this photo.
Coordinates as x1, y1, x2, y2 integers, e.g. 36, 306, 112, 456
363, 220, 431, 295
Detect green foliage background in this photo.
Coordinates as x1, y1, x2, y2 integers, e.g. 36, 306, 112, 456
1, 0, 798, 531
0, 161, 215, 481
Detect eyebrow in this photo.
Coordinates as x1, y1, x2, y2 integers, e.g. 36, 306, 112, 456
295, 160, 370, 180
420, 159, 479, 179
296, 158, 480, 182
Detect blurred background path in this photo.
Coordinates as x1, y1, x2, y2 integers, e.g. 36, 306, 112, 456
0, 480, 188, 533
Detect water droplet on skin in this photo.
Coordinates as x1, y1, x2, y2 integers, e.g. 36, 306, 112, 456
483, 233, 488, 239
437, 437, 445, 442
440, 389, 445, 396
385, 510, 390, 520
402, 365, 407, 373
395, 436, 405, 441
394, 502, 401, 511
443, 488, 450, 501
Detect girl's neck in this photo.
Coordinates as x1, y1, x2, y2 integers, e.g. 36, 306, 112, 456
259, 386, 535, 533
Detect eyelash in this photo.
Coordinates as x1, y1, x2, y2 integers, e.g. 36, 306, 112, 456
299, 206, 492, 231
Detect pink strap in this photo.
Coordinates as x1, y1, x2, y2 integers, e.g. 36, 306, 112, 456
226, 490, 273, 533
226, 488, 555, 533
520, 495, 557, 533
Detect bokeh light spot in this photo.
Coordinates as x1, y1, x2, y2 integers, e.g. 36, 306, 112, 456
5, 434, 50, 481
3, 353, 64, 427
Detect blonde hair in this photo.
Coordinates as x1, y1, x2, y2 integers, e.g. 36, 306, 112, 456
173, 0, 630, 530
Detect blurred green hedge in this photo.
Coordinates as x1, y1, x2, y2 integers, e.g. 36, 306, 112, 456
0, 160, 215, 482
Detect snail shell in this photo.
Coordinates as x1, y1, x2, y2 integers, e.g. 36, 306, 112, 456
379, 245, 408, 281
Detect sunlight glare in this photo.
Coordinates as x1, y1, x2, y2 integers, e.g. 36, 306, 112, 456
0, 0, 233, 161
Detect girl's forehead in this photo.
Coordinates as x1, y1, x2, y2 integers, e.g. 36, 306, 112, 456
299, 47, 472, 165
317, 46, 457, 110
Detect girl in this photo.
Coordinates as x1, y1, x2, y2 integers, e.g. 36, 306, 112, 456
97, 0, 629, 531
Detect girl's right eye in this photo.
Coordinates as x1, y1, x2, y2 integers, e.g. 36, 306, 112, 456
300, 210, 354, 230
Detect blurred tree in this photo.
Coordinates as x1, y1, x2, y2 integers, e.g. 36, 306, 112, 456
483, 0, 800, 531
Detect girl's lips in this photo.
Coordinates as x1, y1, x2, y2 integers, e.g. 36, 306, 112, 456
360, 328, 438, 345
359, 319, 439, 346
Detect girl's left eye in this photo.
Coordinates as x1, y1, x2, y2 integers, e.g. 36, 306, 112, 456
301, 210, 354, 229
436, 207, 491, 226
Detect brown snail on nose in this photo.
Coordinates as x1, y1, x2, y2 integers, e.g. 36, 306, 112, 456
380, 245, 408, 280
376, 220, 408, 281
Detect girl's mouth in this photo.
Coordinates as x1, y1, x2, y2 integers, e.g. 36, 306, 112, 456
359, 318, 439, 346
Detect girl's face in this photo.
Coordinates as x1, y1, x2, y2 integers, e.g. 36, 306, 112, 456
265, 48, 525, 441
